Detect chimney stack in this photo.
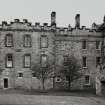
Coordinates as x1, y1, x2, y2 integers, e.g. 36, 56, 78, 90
51, 11, 56, 27
103, 15, 105, 23
75, 14, 80, 29
2, 21, 7, 26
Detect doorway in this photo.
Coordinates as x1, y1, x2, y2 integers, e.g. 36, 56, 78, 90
4, 78, 8, 88
101, 81, 105, 96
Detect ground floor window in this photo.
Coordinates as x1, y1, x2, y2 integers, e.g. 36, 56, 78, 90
18, 73, 23, 77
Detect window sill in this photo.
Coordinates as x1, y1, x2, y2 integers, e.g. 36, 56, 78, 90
18, 77, 23, 78
96, 49, 100, 50
83, 67, 88, 69
84, 83, 90, 86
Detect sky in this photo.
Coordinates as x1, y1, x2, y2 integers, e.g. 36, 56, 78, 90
0, 0, 105, 28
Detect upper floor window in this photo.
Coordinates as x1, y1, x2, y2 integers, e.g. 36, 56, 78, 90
6, 54, 13, 68
82, 40, 86, 49
83, 56, 87, 67
24, 35, 31, 47
40, 35, 48, 48
41, 54, 47, 67
96, 57, 101, 67
63, 55, 69, 66
24, 54, 31, 68
85, 75, 90, 85
5, 34, 13, 47
96, 41, 100, 49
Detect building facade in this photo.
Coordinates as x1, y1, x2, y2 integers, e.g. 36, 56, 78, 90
0, 12, 105, 95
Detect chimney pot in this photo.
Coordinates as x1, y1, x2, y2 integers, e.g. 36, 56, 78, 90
51, 11, 56, 27
75, 14, 80, 29
2, 21, 7, 26
14, 19, 20, 23
23, 19, 28, 23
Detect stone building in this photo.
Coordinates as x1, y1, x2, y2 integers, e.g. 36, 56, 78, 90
0, 12, 105, 95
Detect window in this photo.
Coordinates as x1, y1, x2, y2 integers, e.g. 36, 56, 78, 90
55, 77, 61, 82
32, 73, 36, 77
24, 54, 31, 68
63, 55, 69, 66
96, 41, 100, 49
41, 55, 47, 67
24, 35, 31, 47
82, 40, 86, 49
83, 56, 87, 67
40, 36, 48, 48
6, 54, 13, 68
96, 57, 101, 66
85, 75, 90, 84
5, 34, 13, 47
18, 73, 23, 77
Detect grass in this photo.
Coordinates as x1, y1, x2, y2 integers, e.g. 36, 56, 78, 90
0, 88, 98, 97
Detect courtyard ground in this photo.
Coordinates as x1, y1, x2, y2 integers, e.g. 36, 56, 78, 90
0, 89, 104, 105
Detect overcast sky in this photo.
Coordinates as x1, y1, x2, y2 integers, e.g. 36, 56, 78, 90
0, 0, 105, 28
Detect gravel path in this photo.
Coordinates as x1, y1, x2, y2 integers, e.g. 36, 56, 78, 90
0, 94, 104, 105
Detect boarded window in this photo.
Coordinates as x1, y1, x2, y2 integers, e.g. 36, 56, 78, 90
5, 34, 13, 47
40, 36, 48, 48
24, 35, 31, 47
6, 54, 13, 68
24, 54, 31, 68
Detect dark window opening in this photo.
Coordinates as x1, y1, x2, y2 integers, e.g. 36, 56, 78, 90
82, 40, 86, 49
18, 73, 23, 77
83, 56, 86, 67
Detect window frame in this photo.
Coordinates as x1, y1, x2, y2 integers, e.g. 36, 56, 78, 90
23, 54, 31, 68
40, 54, 48, 68
5, 54, 13, 68
23, 34, 32, 48
40, 35, 48, 48
5, 34, 13, 47
85, 75, 90, 85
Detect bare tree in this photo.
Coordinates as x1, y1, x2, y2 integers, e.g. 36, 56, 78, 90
59, 55, 82, 89
31, 62, 54, 90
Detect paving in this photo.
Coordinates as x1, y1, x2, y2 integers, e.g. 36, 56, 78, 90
0, 94, 104, 105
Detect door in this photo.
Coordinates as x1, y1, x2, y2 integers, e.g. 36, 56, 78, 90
4, 78, 8, 88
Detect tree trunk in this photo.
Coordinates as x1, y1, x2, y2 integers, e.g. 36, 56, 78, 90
42, 78, 45, 90
68, 77, 71, 90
